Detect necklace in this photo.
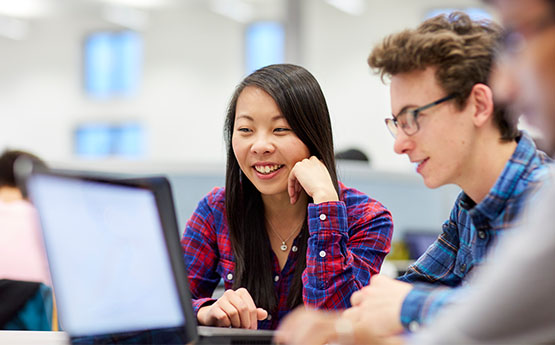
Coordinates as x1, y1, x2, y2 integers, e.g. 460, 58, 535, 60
267, 218, 304, 251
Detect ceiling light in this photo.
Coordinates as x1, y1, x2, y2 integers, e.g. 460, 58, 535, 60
0, 0, 52, 18
102, 5, 149, 30
325, 0, 366, 16
210, 0, 255, 23
98, 0, 173, 10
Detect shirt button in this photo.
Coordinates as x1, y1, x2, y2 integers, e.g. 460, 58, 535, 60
267, 314, 272, 321
408, 321, 420, 332
226, 273, 233, 281
319, 250, 326, 258
477, 230, 487, 240
291, 245, 298, 252
274, 275, 280, 282
319, 214, 327, 221
460, 263, 467, 273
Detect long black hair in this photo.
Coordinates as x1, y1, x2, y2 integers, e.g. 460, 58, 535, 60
224, 64, 339, 312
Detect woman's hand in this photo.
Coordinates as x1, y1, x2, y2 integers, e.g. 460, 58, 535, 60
288, 156, 339, 204
197, 288, 268, 329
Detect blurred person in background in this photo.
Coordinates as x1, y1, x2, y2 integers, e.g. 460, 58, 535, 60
0, 149, 50, 286
0, 149, 56, 331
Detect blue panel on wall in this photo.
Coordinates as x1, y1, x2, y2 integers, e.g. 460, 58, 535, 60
425, 8, 493, 21
74, 124, 113, 158
245, 22, 285, 74
112, 123, 145, 158
84, 31, 142, 99
112, 32, 142, 96
74, 123, 145, 159
85, 33, 114, 99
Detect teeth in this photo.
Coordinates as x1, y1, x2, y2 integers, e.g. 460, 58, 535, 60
255, 164, 281, 174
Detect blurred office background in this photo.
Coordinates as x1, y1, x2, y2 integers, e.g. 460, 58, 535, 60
0, 0, 496, 248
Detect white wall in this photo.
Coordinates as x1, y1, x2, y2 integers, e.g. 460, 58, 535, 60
0, 4, 244, 163
0, 0, 487, 172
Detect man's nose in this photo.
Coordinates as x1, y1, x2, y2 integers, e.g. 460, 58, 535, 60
393, 129, 414, 155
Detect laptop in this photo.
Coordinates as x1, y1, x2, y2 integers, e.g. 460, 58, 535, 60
15, 160, 274, 345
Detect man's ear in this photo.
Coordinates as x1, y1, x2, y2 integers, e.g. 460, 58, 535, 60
470, 83, 495, 128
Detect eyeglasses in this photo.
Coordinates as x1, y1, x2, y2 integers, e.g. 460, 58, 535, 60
385, 94, 456, 138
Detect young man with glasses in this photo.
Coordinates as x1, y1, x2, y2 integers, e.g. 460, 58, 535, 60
407, 0, 555, 343
276, 11, 551, 345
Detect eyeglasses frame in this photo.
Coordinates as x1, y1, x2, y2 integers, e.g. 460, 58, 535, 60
385, 93, 457, 138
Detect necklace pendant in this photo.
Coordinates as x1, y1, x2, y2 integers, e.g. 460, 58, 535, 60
280, 242, 288, 251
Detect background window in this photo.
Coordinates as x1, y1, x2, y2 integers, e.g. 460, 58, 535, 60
425, 7, 493, 21
245, 22, 284, 74
84, 31, 142, 99
74, 122, 145, 159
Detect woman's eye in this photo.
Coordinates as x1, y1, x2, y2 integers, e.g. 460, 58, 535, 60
237, 127, 251, 133
274, 128, 291, 133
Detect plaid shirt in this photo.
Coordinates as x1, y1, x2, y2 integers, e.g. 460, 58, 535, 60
398, 132, 551, 330
181, 182, 393, 330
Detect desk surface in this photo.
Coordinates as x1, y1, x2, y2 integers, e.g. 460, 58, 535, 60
0, 331, 69, 345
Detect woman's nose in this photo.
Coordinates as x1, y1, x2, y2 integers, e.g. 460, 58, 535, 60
251, 134, 275, 155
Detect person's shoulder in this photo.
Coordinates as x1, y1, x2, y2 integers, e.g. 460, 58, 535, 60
189, 187, 226, 228
338, 181, 390, 214
338, 181, 366, 202
528, 151, 553, 177
531, 164, 555, 196
206, 186, 225, 199
199, 187, 226, 210
518, 157, 554, 198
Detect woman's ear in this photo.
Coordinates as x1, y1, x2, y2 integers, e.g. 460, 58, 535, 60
470, 83, 495, 128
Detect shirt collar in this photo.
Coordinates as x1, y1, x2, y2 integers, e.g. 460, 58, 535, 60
459, 131, 538, 220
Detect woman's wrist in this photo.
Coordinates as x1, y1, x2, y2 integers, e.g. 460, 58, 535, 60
197, 305, 209, 325
312, 189, 339, 204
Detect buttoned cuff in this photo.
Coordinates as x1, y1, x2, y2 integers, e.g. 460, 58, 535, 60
307, 201, 348, 236
306, 201, 349, 290
192, 297, 216, 315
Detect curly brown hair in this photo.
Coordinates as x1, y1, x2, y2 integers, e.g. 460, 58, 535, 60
368, 11, 518, 141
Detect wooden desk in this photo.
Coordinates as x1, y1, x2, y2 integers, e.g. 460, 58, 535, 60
0, 331, 69, 345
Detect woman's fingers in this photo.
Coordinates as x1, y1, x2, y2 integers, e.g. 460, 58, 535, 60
217, 295, 243, 328
236, 288, 259, 329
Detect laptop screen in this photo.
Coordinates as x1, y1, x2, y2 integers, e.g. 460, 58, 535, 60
28, 174, 185, 337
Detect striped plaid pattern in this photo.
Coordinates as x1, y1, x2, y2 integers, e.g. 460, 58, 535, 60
398, 132, 551, 330
181, 182, 393, 330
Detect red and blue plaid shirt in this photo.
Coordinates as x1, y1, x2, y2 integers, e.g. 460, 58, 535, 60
181, 182, 393, 329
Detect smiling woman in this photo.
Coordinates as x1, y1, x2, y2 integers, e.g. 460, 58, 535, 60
180, 63, 394, 330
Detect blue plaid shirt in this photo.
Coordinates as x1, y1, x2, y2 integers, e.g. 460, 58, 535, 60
398, 132, 551, 330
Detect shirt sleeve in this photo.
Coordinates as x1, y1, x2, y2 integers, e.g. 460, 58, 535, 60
400, 284, 464, 331
180, 192, 221, 314
409, 179, 555, 345
303, 192, 393, 309
397, 200, 463, 329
